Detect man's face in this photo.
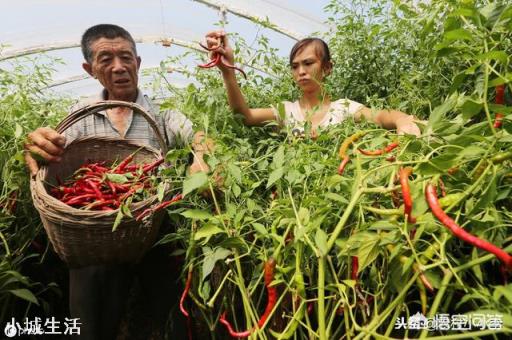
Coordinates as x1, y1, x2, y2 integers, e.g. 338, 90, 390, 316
83, 37, 141, 101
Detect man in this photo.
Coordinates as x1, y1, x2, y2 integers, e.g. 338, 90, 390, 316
24, 24, 210, 339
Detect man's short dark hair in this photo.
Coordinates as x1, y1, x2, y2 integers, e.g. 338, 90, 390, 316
81, 24, 137, 63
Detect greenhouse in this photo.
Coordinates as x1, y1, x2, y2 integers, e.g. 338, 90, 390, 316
1, 0, 511, 339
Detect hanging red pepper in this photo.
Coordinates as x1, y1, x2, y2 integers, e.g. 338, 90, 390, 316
398, 167, 416, 224
425, 183, 512, 269
179, 267, 194, 340
494, 84, 505, 128
351, 256, 359, 281
220, 258, 277, 338
198, 42, 247, 79
336, 132, 366, 175
337, 155, 350, 175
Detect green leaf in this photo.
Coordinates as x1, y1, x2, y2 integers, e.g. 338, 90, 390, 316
350, 232, 380, 272
105, 173, 128, 184
444, 28, 473, 41
157, 181, 165, 202
9, 289, 39, 305
472, 174, 497, 212
324, 192, 348, 204
436, 46, 464, 57
201, 247, 231, 281
488, 73, 512, 87
315, 229, 328, 256
476, 51, 508, 65
227, 163, 242, 183
460, 98, 483, 120
112, 209, 124, 232
121, 204, 132, 218
493, 285, 512, 304
266, 167, 284, 188
252, 222, 268, 235
180, 209, 212, 220
417, 152, 460, 175
14, 123, 23, 138
272, 145, 285, 168
428, 93, 458, 131
232, 183, 241, 198
183, 172, 208, 196
471, 247, 483, 283
194, 223, 224, 242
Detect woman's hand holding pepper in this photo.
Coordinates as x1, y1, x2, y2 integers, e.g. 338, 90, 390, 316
204, 30, 235, 73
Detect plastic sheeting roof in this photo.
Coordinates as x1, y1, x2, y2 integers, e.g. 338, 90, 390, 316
0, 0, 331, 97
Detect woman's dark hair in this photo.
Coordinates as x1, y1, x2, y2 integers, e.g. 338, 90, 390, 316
289, 38, 331, 67
81, 24, 137, 63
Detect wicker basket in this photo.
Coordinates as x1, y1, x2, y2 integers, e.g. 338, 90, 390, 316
30, 100, 170, 268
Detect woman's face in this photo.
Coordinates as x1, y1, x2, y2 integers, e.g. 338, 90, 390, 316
291, 43, 330, 93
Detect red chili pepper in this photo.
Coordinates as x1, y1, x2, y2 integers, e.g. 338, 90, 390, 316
142, 157, 164, 173
337, 155, 350, 175
198, 53, 221, 68
113, 153, 135, 173
494, 85, 505, 128
258, 258, 277, 328
270, 190, 278, 200
136, 194, 183, 221
307, 301, 314, 315
198, 42, 247, 79
180, 269, 193, 318
199, 42, 221, 52
351, 256, 359, 281
358, 141, 399, 156
63, 194, 97, 205
219, 312, 253, 338
419, 273, 434, 293
399, 167, 416, 224
86, 179, 103, 199
426, 183, 512, 269
220, 258, 278, 338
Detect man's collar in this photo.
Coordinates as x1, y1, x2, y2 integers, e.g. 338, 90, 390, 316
95, 89, 153, 115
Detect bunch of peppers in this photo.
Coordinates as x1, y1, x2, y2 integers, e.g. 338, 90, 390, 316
50, 152, 164, 211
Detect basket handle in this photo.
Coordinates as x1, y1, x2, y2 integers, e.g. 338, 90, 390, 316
55, 100, 168, 153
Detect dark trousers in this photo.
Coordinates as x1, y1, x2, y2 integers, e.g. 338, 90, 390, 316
69, 243, 184, 340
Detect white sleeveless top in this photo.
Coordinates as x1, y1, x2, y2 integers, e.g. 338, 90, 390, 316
273, 98, 364, 133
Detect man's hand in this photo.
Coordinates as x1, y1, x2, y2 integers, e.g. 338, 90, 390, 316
24, 127, 66, 176
190, 131, 214, 174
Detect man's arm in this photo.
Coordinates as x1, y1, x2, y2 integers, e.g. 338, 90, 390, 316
354, 106, 421, 136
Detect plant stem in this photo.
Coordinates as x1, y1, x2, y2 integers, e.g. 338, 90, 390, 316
207, 269, 232, 308
419, 269, 453, 339
326, 188, 362, 252
354, 273, 417, 340
317, 256, 327, 340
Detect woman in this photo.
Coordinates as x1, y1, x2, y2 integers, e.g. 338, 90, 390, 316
204, 31, 421, 136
